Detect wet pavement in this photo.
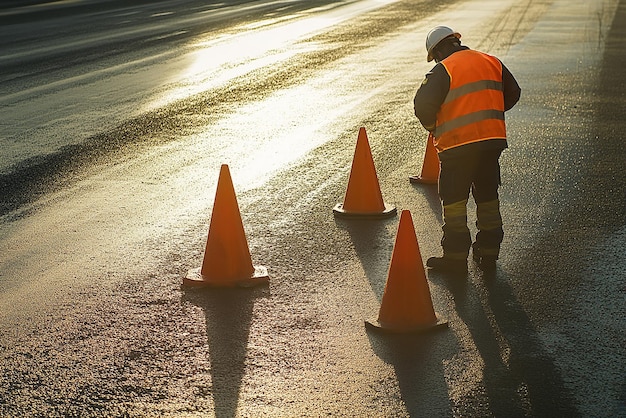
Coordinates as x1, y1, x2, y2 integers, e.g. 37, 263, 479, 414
0, 0, 624, 416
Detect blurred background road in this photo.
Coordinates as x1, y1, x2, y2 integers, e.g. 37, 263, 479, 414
1, 0, 624, 416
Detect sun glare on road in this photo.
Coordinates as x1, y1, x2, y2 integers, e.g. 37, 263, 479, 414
143, 0, 399, 111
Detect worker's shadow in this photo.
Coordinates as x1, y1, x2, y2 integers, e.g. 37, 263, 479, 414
182, 285, 270, 418
436, 269, 579, 416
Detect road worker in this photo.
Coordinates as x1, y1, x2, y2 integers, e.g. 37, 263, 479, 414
413, 26, 521, 274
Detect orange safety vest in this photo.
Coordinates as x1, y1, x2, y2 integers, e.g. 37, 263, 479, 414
434, 50, 506, 152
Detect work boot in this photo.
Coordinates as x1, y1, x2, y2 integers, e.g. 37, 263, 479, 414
472, 244, 497, 272
426, 256, 468, 275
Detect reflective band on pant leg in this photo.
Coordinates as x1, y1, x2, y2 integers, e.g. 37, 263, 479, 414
476, 199, 502, 231
443, 199, 469, 232
442, 199, 471, 257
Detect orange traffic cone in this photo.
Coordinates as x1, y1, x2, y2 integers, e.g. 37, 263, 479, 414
366, 210, 447, 333
183, 164, 269, 288
333, 127, 396, 218
409, 132, 440, 185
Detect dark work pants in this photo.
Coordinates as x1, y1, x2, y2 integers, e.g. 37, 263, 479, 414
438, 143, 504, 260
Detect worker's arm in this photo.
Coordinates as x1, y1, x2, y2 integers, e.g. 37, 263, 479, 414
501, 63, 521, 111
413, 63, 450, 132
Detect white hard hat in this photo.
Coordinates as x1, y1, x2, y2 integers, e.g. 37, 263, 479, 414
426, 26, 461, 62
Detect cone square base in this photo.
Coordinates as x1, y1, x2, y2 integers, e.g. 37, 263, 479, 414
332, 203, 397, 219
364, 317, 448, 334
409, 175, 437, 185
183, 266, 269, 288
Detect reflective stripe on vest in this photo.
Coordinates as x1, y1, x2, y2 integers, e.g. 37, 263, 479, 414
434, 50, 506, 152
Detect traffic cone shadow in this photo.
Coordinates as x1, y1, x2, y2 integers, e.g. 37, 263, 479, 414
183, 164, 269, 288
409, 132, 440, 185
182, 285, 268, 417
333, 127, 396, 219
366, 210, 447, 333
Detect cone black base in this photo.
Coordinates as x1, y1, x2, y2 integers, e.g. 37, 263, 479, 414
332, 203, 397, 219
365, 318, 448, 334
183, 266, 269, 288
409, 175, 437, 185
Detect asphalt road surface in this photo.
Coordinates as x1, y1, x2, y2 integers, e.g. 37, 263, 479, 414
1, 0, 624, 416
